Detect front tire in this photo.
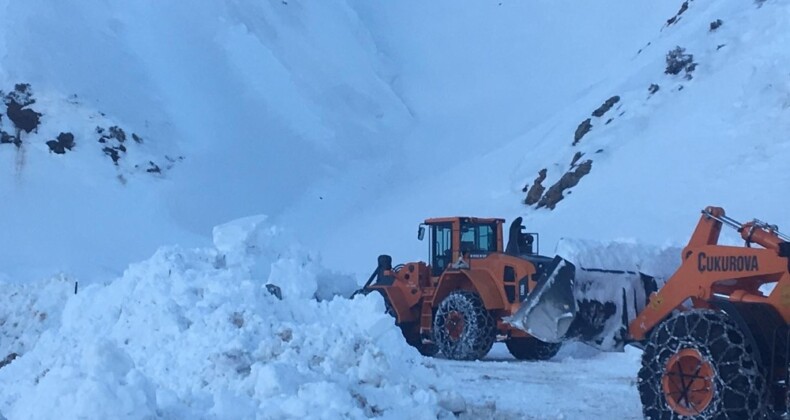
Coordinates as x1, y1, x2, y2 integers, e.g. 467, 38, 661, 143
433, 290, 496, 360
506, 337, 561, 361
637, 309, 768, 419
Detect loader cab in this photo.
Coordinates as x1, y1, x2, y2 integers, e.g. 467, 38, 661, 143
420, 217, 505, 277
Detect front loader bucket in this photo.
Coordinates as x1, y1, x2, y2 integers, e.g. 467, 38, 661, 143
505, 256, 577, 343
507, 256, 660, 352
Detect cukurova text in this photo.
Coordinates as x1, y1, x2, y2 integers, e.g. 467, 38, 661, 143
697, 252, 759, 273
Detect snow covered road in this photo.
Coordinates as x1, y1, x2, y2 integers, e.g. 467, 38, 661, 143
440, 343, 645, 419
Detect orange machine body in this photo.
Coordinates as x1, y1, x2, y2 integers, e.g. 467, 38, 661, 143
629, 206, 790, 340
367, 217, 550, 344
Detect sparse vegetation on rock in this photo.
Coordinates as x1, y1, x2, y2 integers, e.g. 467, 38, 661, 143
665, 46, 696, 79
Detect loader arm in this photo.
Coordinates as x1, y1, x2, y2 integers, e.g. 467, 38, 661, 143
629, 206, 790, 340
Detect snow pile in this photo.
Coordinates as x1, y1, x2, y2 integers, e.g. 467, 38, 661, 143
554, 237, 682, 280
0, 274, 74, 358
0, 217, 450, 419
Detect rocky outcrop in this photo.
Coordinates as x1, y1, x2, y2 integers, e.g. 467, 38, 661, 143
573, 118, 592, 146
46, 132, 75, 154
592, 96, 620, 118
665, 46, 696, 78
536, 160, 593, 210
523, 169, 548, 205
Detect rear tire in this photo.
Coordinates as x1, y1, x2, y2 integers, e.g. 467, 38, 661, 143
506, 337, 561, 361
433, 290, 496, 360
637, 309, 768, 419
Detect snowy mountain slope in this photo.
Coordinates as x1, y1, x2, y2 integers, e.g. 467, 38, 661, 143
309, 0, 790, 278
2, 1, 789, 418
511, 0, 790, 250
0, 0, 411, 283
276, 1, 677, 273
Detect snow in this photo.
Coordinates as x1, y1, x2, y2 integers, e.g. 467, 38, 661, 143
1, 0, 788, 418
444, 343, 645, 419
0, 218, 449, 419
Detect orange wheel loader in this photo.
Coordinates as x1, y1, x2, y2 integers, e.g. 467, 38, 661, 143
509, 206, 790, 418
355, 217, 567, 360
355, 216, 656, 361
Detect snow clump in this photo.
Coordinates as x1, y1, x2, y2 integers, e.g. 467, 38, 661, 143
0, 216, 450, 419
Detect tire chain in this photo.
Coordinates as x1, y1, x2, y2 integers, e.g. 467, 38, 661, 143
638, 309, 768, 420
434, 290, 496, 360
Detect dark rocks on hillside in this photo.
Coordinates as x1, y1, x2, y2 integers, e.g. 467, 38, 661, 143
145, 161, 161, 174
3, 84, 41, 135
709, 19, 723, 31
0, 130, 20, 147
665, 46, 696, 78
536, 160, 593, 210
573, 118, 592, 146
97, 126, 127, 144
0, 353, 17, 369
6, 101, 42, 134
648, 84, 660, 95
592, 96, 620, 118
666, 1, 689, 26
636, 41, 652, 56
46, 132, 76, 154
103, 147, 121, 164
3, 83, 35, 108
524, 168, 547, 205
108, 126, 126, 143
570, 151, 584, 167
132, 133, 143, 144
97, 125, 129, 166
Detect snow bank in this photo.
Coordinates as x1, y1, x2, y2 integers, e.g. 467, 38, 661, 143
0, 217, 451, 419
555, 237, 681, 280
0, 274, 74, 358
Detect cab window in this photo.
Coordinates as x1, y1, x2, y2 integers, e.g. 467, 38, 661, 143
460, 223, 497, 254
431, 224, 453, 276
